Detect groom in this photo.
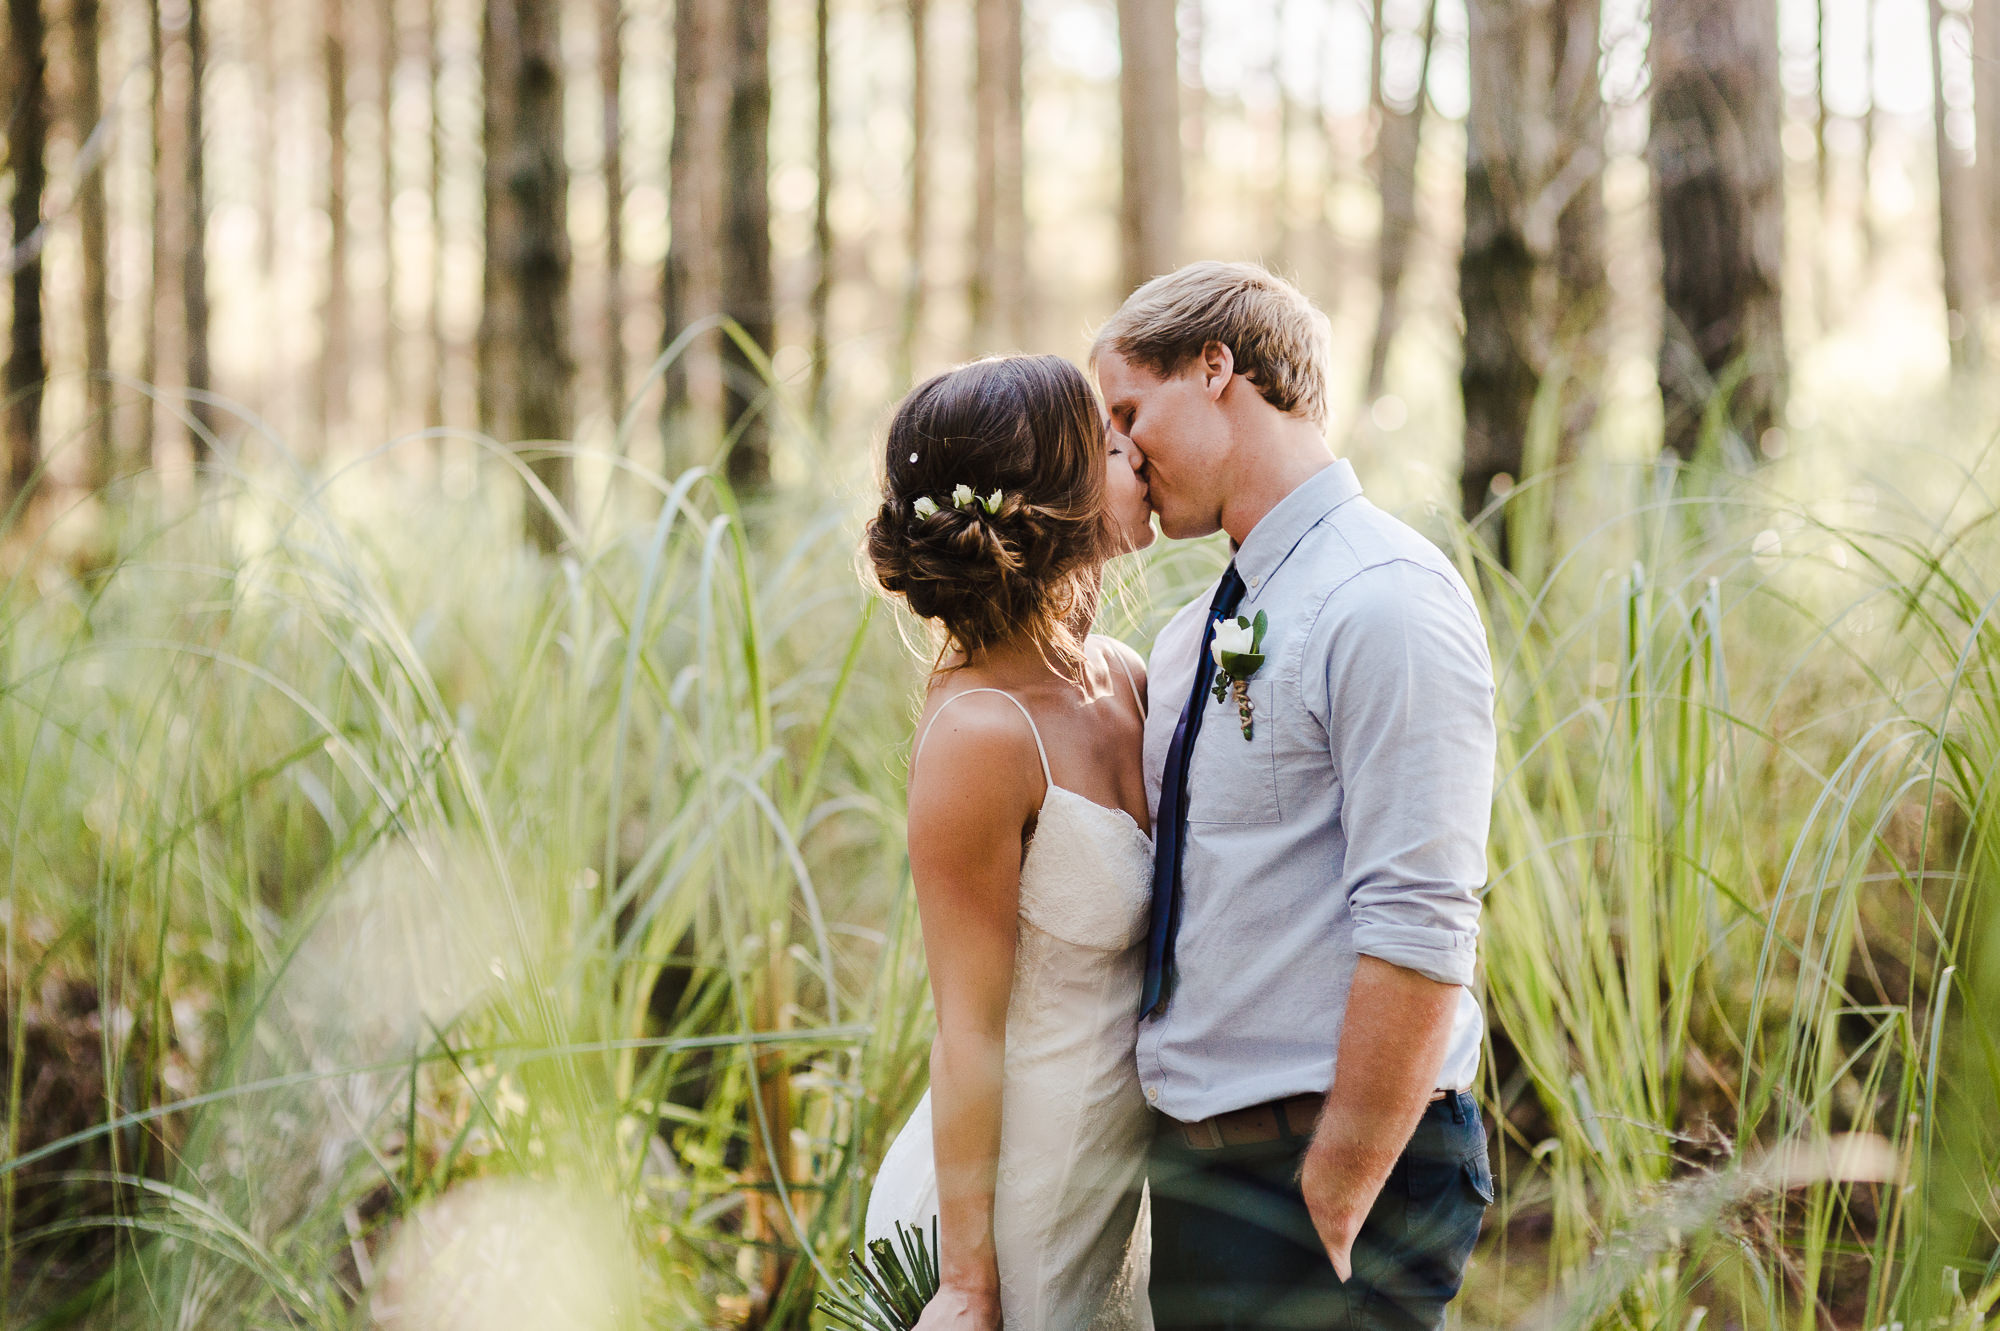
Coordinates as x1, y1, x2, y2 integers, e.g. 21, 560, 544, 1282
1094, 262, 1496, 1331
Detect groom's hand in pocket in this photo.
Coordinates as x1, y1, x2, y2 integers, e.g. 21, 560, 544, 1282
1299, 1144, 1367, 1281
1298, 957, 1462, 1280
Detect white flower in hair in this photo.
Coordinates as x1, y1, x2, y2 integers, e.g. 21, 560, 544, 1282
982, 490, 1003, 515
913, 496, 939, 519
952, 483, 975, 509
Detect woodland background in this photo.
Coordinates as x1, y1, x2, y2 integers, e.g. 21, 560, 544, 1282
4, 0, 2000, 1329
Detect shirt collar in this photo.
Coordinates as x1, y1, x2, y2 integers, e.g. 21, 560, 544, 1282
1231, 459, 1363, 592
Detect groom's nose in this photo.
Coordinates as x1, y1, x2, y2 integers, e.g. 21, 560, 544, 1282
1119, 433, 1147, 471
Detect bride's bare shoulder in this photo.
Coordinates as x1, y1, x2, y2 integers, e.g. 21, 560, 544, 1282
908, 680, 1043, 791
1088, 635, 1149, 710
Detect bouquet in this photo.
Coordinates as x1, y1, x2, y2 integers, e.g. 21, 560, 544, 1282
817, 1218, 941, 1330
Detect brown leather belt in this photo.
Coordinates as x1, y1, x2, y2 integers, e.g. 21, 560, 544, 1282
1163, 1089, 1450, 1151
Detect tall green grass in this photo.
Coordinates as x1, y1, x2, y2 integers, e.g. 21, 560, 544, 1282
1, 408, 1995, 1329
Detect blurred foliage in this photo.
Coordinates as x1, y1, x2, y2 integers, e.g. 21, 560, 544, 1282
1, 371, 1997, 1329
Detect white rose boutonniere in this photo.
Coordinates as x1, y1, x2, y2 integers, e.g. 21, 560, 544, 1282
1209, 609, 1269, 740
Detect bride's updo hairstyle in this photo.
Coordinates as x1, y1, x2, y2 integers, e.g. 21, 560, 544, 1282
866, 355, 1108, 675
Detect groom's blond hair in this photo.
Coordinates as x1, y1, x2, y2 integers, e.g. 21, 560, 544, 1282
1091, 261, 1332, 427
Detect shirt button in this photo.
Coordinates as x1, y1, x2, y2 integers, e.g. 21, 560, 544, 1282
1249, 576, 1261, 589
1146, 1087, 1159, 1103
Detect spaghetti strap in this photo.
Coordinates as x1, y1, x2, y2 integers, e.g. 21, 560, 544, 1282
1099, 639, 1146, 720
913, 687, 1054, 788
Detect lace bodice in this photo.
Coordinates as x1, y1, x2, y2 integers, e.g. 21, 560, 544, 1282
866, 666, 1157, 1330
1017, 785, 1153, 950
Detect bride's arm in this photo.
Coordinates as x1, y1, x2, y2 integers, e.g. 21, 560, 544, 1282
905, 698, 1040, 1327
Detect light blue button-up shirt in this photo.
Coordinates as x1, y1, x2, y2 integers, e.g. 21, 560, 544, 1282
1137, 459, 1495, 1121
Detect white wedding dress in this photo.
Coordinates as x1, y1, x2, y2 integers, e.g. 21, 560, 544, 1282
865, 681, 1156, 1331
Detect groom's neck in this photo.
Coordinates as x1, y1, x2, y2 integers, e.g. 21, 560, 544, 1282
1219, 416, 1337, 547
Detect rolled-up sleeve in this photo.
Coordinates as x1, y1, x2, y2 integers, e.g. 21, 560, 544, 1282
1309, 559, 1495, 986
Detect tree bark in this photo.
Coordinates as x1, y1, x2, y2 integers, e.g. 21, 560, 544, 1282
144, 0, 167, 462
380, 0, 403, 431
1118, 0, 1181, 296
1180, 0, 1204, 164
1815, 0, 1831, 330
73, 0, 115, 489
718, 0, 772, 489
969, 0, 1025, 352
320, 0, 351, 449
897, 0, 928, 386
5, 0, 49, 506
1929, 0, 1983, 371
1976, 0, 2000, 296
1460, 0, 1609, 542
1363, 0, 1435, 403
809, 0, 832, 429
426, 0, 446, 432
1649, 0, 1787, 463
252, 0, 278, 411
183, 0, 215, 457
1272, 0, 1297, 268
1553, 0, 1608, 465
506, 0, 575, 549
601, 0, 628, 432
1864, 0, 1880, 264
662, 0, 725, 456
478, 0, 515, 439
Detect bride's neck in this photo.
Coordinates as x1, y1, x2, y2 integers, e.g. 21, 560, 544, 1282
944, 568, 1104, 690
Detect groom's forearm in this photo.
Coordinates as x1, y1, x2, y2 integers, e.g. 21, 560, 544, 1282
1299, 956, 1460, 1276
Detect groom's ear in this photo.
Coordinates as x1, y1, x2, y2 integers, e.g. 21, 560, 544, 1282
1199, 342, 1236, 402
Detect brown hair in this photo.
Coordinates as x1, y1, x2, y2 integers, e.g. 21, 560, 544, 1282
865, 355, 1108, 675
1089, 260, 1332, 426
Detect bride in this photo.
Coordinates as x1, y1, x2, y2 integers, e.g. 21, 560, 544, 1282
862, 354, 1159, 1331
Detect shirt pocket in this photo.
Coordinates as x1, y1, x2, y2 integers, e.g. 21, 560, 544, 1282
1185, 677, 1281, 825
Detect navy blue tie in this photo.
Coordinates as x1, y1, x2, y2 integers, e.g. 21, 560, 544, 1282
1140, 564, 1247, 1017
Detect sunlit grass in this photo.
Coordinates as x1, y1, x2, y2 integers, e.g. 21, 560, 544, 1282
1, 389, 1996, 1328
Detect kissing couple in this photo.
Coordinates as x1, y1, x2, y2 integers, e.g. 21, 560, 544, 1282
861, 262, 1498, 1331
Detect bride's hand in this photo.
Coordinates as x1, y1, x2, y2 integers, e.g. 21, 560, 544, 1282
912, 1281, 1002, 1331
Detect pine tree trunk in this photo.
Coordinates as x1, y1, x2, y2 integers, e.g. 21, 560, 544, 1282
897, 0, 928, 386
662, 0, 724, 456
1553, 0, 1607, 466
1929, 0, 1983, 371
321, 0, 351, 449
1458, 0, 1606, 554
1363, 0, 1435, 403
969, 0, 1024, 352
1270, 2, 1294, 266
1864, 0, 1880, 264
718, 0, 772, 489
508, 0, 574, 549
5, 0, 49, 506
601, 0, 628, 433
426, 0, 446, 433
380, 0, 402, 432
1117, 0, 1181, 296
1976, 0, 2000, 296
478, 0, 515, 439
1649, 0, 1787, 462
183, 0, 215, 457
1181, 0, 1204, 165
1316, 13, 1345, 310
1459, 0, 1540, 536
252, 0, 278, 411
73, 0, 115, 489
144, 0, 167, 462
808, 0, 832, 430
